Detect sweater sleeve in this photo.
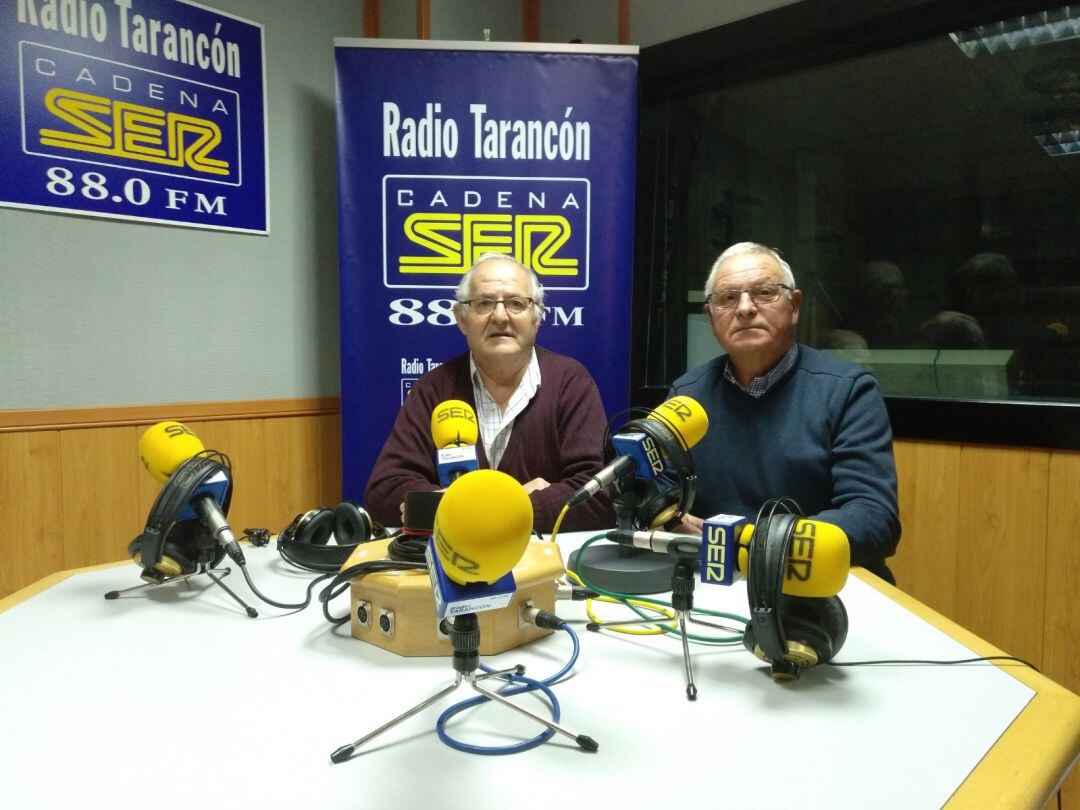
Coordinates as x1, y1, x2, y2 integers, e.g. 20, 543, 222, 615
363, 384, 444, 527
813, 372, 901, 570
527, 363, 614, 532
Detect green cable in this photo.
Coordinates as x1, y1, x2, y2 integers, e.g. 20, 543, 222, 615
571, 534, 748, 645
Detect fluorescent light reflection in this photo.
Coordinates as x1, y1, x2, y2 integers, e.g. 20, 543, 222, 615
950, 5, 1080, 58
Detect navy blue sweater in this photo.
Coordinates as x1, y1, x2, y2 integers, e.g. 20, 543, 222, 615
669, 345, 901, 580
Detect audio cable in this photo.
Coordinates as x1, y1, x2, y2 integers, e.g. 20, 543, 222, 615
827, 656, 1039, 671
435, 608, 580, 755
564, 569, 676, 635
233, 530, 426, 619
569, 533, 748, 644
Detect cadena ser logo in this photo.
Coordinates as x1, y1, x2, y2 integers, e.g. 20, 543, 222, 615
382, 175, 590, 290
20, 42, 240, 185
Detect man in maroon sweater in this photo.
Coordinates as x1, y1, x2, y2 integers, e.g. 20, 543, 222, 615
364, 254, 613, 532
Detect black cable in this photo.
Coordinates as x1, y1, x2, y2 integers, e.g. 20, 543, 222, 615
237, 562, 335, 610
319, 559, 428, 626
386, 533, 427, 563
827, 655, 1039, 672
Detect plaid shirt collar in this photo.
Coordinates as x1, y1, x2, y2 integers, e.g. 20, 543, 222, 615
469, 349, 542, 469
723, 343, 798, 398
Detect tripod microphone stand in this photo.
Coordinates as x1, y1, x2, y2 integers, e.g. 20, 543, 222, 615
105, 564, 259, 618
330, 612, 598, 762
583, 535, 745, 701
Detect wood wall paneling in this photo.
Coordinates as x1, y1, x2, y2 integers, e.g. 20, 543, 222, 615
362, 0, 379, 38
892, 439, 961, 618
0, 404, 344, 600
1045, 450, 1080, 691
320, 413, 343, 504
956, 445, 1049, 668
0, 431, 64, 597
263, 416, 340, 533
59, 426, 143, 569
187, 418, 269, 539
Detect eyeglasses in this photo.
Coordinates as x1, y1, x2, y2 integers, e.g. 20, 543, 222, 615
462, 296, 536, 316
706, 283, 793, 310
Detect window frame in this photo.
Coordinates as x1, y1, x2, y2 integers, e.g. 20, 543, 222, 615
633, 0, 1080, 450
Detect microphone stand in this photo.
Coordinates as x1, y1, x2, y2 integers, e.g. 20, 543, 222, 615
330, 612, 597, 762
104, 564, 258, 618
586, 544, 743, 701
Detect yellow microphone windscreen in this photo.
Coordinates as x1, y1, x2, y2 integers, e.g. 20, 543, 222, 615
138, 421, 205, 484
430, 400, 480, 449
433, 469, 533, 584
648, 396, 708, 450
737, 519, 850, 597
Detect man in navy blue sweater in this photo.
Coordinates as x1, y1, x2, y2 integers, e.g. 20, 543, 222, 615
669, 243, 900, 582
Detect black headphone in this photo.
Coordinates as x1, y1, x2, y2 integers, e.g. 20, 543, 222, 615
606, 414, 697, 530
277, 501, 388, 572
742, 499, 849, 681
128, 452, 232, 583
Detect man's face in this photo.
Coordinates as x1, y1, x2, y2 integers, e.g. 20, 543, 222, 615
454, 260, 541, 365
706, 252, 801, 365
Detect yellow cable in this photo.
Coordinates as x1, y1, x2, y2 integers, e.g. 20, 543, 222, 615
549, 503, 570, 544
563, 570, 675, 635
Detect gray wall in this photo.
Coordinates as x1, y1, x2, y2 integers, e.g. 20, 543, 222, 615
1, 0, 361, 409
1, 0, 796, 411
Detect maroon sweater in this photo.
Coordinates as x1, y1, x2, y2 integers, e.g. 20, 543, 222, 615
364, 349, 613, 531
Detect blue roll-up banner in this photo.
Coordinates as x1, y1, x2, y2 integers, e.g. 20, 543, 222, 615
1, 0, 268, 234
336, 40, 638, 498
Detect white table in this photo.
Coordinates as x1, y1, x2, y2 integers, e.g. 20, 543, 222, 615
0, 531, 1076, 809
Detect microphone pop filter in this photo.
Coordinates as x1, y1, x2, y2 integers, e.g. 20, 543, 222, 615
433, 469, 532, 584
647, 396, 708, 450
430, 400, 479, 449
139, 421, 206, 484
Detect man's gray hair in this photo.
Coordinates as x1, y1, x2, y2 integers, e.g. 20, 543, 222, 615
705, 242, 796, 295
454, 252, 546, 307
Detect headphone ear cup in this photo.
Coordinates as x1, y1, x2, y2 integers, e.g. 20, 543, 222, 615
127, 535, 197, 579
742, 621, 761, 658
296, 508, 335, 546
780, 596, 849, 665
633, 478, 682, 529
158, 541, 198, 577
333, 501, 372, 545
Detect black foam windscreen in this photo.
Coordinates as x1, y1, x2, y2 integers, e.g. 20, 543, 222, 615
403, 490, 443, 535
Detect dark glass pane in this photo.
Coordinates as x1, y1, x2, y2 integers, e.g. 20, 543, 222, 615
645, 4, 1080, 405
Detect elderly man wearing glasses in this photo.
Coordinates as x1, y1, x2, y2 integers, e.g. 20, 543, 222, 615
669, 242, 901, 582
365, 253, 612, 532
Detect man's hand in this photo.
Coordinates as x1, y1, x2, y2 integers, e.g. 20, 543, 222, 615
522, 478, 551, 495
675, 513, 704, 535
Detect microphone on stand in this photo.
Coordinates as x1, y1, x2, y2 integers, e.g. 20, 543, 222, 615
107, 421, 257, 617
606, 515, 851, 598
568, 396, 708, 509
427, 469, 533, 620
431, 400, 480, 486
136, 421, 246, 575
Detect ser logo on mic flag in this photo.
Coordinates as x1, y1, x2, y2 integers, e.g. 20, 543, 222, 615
701, 515, 746, 586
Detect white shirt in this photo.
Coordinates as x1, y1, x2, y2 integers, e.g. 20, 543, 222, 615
469, 349, 542, 470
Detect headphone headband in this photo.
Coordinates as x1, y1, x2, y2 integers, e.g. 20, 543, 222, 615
277, 502, 386, 573
747, 507, 798, 668
137, 453, 231, 574
609, 417, 697, 529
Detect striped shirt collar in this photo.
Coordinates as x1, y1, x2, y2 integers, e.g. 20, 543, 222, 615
723, 343, 798, 397
469, 349, 542, 470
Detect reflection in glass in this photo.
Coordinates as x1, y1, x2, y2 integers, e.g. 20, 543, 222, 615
654, 4, 1080, 402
